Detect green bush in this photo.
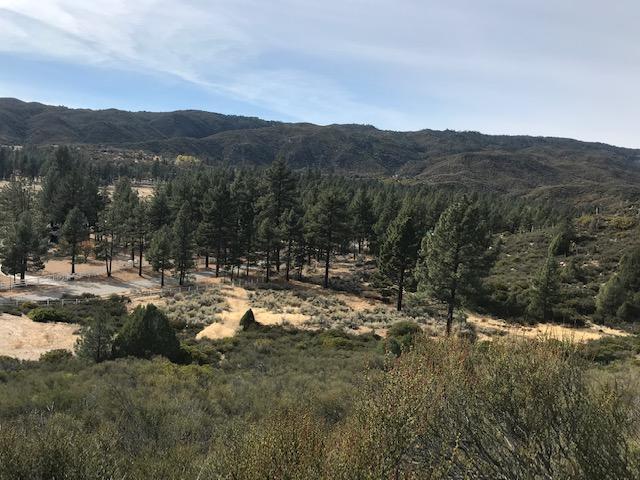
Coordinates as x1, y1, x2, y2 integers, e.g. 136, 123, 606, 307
385, 320, 421, 356
39, 349, 73, 363
239, 309, 259, 330
27, 308, 73, 323
112, 304, 184, 362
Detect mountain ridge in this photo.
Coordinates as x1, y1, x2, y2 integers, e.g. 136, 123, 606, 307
2, 98, 639, 201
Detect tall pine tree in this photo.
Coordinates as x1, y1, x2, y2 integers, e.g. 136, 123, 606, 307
416, 197, 493, 335
306, 186, 350, 288
378, 210, 420, 311
171, 203, 194, 285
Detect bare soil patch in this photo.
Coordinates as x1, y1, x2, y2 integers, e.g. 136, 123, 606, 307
468, 313, 630, 342
0, 314, 79, 360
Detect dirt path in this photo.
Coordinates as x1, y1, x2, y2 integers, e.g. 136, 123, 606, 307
195, 281, 311, 340
196, 284, 250, 339
0, 314, 79, 360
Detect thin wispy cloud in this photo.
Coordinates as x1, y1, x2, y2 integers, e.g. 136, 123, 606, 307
0, 0, 638, 146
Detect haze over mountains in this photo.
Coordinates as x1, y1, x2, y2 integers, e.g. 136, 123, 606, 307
1, 98, 639, 201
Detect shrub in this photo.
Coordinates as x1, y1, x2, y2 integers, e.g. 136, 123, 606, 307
27, 308, 73, 324
328, 338, 639, 479
385, 320, 421, 355
239, 309, 260, 330
39, 349, 73, 363
112, 304, 183, 362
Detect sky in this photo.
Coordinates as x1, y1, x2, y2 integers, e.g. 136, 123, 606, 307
0, 0, 638, 148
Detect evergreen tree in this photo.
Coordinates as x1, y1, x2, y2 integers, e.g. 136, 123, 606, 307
75, 313, 114, 363
0, 177, 33, 225
0, 211, 47, 280
371, 189, 400, 255
112, 304, 182, 361
378, 211, 420, 311
40, 147, 101, 225
132, 200, 150, 276
306, 187, 350, 288
196, 182, 232, 276
281, 206, 304, 282
261, 158, 296, 272
233, 171, 257, 277
148, 187, 172, 231
147, 226, 174, 287
61, 207, 88, 275
171, 203, 194, 285
597, 245, 640, 320
257, 216, 276, 282
549, 217, 576, 256
528, 250, 562, 322
416, 198, 493, 334
349, 189, 375, 255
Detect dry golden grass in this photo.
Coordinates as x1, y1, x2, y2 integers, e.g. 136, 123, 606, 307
0, 313, 78, 360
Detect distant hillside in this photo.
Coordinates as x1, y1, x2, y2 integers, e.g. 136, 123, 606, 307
2, 98, 640, 201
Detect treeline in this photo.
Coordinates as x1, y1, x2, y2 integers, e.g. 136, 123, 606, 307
0, 145, 176, 182
1, 147, 577, 325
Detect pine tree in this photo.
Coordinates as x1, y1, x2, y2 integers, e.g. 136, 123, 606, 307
148, 188, 172, 231
171, 203, 195, 285
349, 189, 375, 255
306, 186, 350, 288
132, 200, 150, 276
0, 211, 47, 280
416, 197, 493, 335
528, 250, 561, 322
257, 216, 276, 282
61, 207, 88, 275
233, 171, 257, 277
549, 217, 575, 256
75, 313, 114, 363
261, 158, 297, 272
0, 177, 33, 225
40, 147, 101, 225
147, 225, 174, 287
371, 190, 400, 255
378, 211, 420, 311
281, 206, 304, 282
597, 245, 640, 320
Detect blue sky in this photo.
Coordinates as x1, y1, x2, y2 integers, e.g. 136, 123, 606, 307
0, 0, 638, 147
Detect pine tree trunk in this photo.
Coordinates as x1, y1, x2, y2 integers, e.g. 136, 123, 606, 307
265, 249, 270, 282
397, 267, 404, 311
160, 268, 165, 287
205, 253, 209, 269
138, 238, 143, 277
323, 246, 330, 288
71, 247, 76, 275
285, 239, 292, 282
215, 244, 221, 277
275, 248, 280, 273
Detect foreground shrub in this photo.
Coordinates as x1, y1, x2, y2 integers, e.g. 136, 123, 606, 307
329, 338, 639, 479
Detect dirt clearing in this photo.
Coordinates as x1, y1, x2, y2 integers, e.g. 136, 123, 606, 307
468, 313, 630, 342
0, 314, 79, 360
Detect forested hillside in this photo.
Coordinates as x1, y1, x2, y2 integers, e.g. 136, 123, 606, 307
2, 98, 640, 201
